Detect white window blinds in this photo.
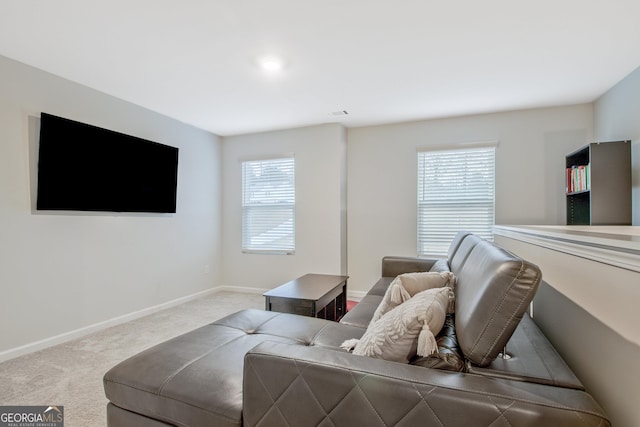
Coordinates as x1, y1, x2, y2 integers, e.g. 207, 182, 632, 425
242, 157, 295, 254
417, 144, 496, 257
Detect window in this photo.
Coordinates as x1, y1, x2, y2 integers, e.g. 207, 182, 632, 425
242, 156, 295, 254
417, 144, 496, 257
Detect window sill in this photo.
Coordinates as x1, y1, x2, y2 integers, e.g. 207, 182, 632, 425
242, 249, 295, 255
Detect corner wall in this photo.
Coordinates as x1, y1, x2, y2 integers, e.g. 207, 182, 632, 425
515, 62, 640, 427
594, 64, 640, 224
0, 55, 222, 357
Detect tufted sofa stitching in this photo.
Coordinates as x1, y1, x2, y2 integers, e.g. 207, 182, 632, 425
319, 369, 388, 426
245, 346, 608, 426
574, 408, 609, 427
157, 331, 247, 394
307, 322, 335, 347
220, 312, 280, 334
405, 385, 445, 427
486, 395, 516, 427
105, 324, 243, 396
243, 355, 282, 426
467, 260, 526, 360
106, 326, 274, 425
246, 357, 349, 426
105, 322, 305, 424
290, 359, 343, 423
244, 312, 324, 346
257, 350, 608, 420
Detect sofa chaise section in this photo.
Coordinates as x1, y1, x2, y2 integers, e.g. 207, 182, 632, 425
104, 309, 355, 427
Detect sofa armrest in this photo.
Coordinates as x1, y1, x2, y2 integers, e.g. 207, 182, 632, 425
243, 342, 609, 427
381, 256, 437, 277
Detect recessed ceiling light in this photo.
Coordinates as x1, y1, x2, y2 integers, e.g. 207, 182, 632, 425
258, 56, 285, 72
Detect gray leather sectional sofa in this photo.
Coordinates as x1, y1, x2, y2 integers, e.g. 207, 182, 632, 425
103, 232, 610, 426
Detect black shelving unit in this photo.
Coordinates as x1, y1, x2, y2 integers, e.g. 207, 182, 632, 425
565, 141, 631, 225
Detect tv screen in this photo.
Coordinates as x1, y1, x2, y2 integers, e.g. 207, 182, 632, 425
36, 113, 179, 213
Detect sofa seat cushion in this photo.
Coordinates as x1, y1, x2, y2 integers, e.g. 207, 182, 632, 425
467, 313, 584, 390
104, 309, 333, 427
310, 322, 367, 350
339, 293, 384, 328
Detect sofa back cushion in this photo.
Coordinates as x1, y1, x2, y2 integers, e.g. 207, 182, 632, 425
449, 234, 483, 273
428, 259, 450, 273
454, 239, 542, 367
447, 231, 472, 261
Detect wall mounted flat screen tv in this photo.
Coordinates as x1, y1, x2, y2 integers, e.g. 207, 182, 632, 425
36, 113, 179, 213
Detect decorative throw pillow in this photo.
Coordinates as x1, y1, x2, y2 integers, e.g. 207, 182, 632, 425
341, 286, 454, 364
370, 271, 455, 322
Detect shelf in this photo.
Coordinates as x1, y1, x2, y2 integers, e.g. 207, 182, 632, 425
566, 190, 590, 196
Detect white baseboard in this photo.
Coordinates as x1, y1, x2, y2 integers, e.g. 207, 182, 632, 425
0, 287, 222, 363
219, 284, 366, 301
0, 285, 365, 363
215, 285, 269, 295
347, 290, 366, 301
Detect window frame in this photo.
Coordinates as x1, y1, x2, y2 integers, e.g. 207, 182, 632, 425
417, 142, 497, 257
241, 155, 296, 255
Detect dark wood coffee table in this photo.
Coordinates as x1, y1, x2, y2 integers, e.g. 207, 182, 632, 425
264, 273, 348, 321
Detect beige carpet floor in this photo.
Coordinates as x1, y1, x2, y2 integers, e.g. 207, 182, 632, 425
0, 291, 264, 426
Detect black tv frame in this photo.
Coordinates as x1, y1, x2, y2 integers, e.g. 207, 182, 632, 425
36, 113, 179, 214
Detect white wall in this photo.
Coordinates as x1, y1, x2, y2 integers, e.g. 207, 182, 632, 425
594, 65, 640, 225
221, 124, 347, 290
0, 55, 222, 356
346, 105, 593, 293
